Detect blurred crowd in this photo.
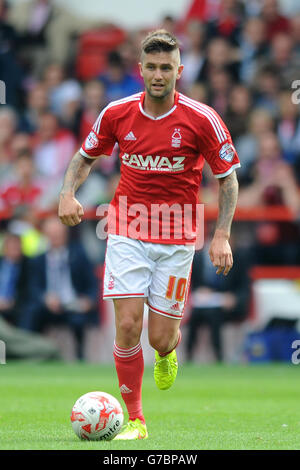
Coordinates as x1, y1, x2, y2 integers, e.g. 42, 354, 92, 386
0, 0, 300, 361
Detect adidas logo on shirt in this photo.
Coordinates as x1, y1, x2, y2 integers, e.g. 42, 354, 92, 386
124, 131, 137, 141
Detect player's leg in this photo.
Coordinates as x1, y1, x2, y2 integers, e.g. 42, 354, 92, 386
114, 297, 144, 348
148, 310, 181, 354
147, 243, 194, 390
113, 297, 148, 439
102, 235, 153, 439
148, 311, 182, 390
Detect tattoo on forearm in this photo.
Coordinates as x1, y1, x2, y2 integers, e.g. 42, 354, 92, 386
60, 152, 95, 196
216, 171, 239, 236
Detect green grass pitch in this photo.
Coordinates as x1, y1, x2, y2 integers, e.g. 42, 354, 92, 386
0, 361, 300, 450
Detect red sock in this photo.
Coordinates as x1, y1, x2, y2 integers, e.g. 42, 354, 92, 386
113, 341, 145, 424
158, 329, 182, 357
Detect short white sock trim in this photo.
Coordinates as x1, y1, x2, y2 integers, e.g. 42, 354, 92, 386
113, 341, 142, 358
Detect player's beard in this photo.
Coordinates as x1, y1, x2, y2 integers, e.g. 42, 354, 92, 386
145, 81, 175, 101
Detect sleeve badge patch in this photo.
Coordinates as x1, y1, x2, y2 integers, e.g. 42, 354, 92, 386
219, 142, 235, 162
85, 131, 99, 150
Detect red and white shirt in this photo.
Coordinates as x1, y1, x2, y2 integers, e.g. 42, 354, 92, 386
80, 91, 240, 244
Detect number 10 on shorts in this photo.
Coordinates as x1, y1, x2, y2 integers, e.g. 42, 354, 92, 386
165, 276, 187, 302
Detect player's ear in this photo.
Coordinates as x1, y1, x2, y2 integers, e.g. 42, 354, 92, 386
177, 64, 184, 80
138, 62, 143, 78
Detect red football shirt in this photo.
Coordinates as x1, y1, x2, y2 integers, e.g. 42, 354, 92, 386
80, 91, 240, 244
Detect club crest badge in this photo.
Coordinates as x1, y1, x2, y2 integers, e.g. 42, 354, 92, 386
108, 273, 115, 290
171, 128, 182, 148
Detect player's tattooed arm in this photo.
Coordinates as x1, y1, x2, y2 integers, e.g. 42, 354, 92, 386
209, 170, 239, 276
215, 170, 239, 239
58, 151, 96, 226
60, 151, 95, 196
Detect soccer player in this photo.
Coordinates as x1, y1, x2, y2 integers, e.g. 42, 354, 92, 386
58, 30, 240, 440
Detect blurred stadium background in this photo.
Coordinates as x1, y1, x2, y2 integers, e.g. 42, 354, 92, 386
1, 0, 300, 365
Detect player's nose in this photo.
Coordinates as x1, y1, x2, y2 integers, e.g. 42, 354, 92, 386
153, 69, 163, 80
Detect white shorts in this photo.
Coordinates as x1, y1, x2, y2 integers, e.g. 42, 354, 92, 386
103, 234, 195, 319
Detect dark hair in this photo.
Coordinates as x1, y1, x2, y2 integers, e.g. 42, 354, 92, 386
141, 29, 180, 54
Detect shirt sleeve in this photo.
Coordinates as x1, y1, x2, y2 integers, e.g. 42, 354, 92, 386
198, 107, 241, 178
80, 106, 116, 159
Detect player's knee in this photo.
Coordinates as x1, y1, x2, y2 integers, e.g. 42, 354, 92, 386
116, 316, 141, 345
149, 332, 173, 353
118, 317, 136, 335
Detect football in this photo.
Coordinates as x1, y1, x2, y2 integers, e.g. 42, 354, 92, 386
70, 391, 124, 441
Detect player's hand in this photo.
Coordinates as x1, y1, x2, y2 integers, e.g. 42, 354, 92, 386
58, 193, 84, 226
208, 234, 233, 276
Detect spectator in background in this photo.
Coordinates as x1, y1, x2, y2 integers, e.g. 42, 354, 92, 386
261, 0, 290, 40
10, 132, 32, 160
238, 16, 268, 84
185, 81, 208, 103
207, 0, 244, 46
235, 107, 275, 181
0, 107, 18, 186
0, 0, 24, 108
206, 68, 233, 117
277, 90, 300, 168
180, 20, 206, 92
8, 0, 104, 76
121, 30, 149, 85
160, 14, 177, 35
31, 112, 76, 207
119, 34, 144, 86
19, 217, 99, 360
290, 14, 300, 55
98, 51, 142, 102
0, 233, 29, 325
19, 82, 49, 133
241, 0, 262, 17
74, 79, 107, 143
238, 132, 300, 215
268, 33, 300, 88
197, 36, 240, 85
6, 208, 48, 259
225, 84, 252, 141
253, 65, 280, 117
70, 80, 117, 208
42, 63, 82, 124
0, 151, 43, 211
242, 131, 300, 267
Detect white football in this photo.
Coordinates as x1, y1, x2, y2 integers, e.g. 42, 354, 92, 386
71, 391, 124, 441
